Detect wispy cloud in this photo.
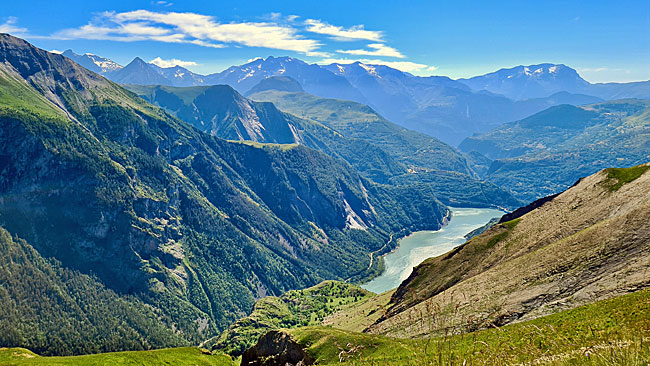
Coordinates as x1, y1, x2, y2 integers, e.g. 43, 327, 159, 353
149, 57, 197, 68
304, 19, 383, 41
318, 57, 434, 73
43, 11, 429, 72
579, 67, 608, 72
337, 43, 404, 58
155, 1, 174, 7
0, 17, 27, 35
52, 10, 322, 54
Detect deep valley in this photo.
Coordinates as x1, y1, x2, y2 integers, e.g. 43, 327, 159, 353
1, 6, 649, 364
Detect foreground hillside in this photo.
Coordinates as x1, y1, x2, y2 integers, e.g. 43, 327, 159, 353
460, 100, 650, 201
272, 287, 650, 365
236, 164, 650, 365
4, 286, 648, 365
0, 347, 233, 366
208, 281, 374, 356
0, 34, 449, 353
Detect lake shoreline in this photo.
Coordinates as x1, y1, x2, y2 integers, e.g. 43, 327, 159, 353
361, 207, 504, 294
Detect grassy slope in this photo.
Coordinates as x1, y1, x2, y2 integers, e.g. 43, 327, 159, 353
4, 287, 648, 365
211, 281, 374, 356
601, 165, 650, 191
0, 347, 233, 366
0, 67, 67, 121
289, 287, 650, 365
322, 289, 394, 333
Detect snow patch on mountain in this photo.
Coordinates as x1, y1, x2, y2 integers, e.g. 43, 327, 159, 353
359, 63, 379, 77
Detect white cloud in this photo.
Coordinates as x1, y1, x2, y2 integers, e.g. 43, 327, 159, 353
156, 1, 174, 7
44, 11, 430, 72
305, 50, 332, 57
318, 57, 434, 73
52, 10, 322, 54
49, 49, 63, 54
0, 17, 27, 35
304, 19, 383, 41
150, 57, 197, 68
337, 43, 405, 58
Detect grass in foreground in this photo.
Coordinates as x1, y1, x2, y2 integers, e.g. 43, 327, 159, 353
2, 288, 649, 365
0, 347, 233, 366
289, 287, 650, 365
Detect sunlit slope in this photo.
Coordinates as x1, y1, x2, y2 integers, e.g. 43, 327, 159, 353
371, 164, 650, 338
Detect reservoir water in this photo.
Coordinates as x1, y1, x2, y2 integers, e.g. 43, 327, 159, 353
362, 207, 504, 294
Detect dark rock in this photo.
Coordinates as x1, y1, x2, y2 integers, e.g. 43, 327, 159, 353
241, 330, 313, 366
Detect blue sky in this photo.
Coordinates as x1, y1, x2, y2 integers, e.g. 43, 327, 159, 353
2, 0, 649, 82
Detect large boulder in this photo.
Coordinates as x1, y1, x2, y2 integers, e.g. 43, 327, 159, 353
241, 330, 313, 366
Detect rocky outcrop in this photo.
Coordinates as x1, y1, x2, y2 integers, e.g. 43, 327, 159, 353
241, 331, 313, 366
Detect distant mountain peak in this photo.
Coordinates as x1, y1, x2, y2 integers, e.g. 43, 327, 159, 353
509, 63, 575, 77
60, 48, 123, 75
129, 56, 147, 65
460, 63, 590, 100
265, 55, 299, 62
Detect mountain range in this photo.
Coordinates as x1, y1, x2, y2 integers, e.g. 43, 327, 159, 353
0, 34, 450, 354
461, 63, 650, 101
459, 99, 650, 201
60, 50, 649, 145
2, 33, 650, 365
124, 81, 521, 209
